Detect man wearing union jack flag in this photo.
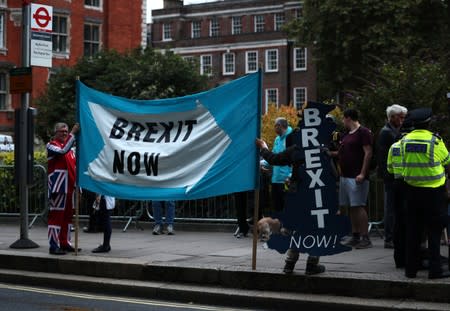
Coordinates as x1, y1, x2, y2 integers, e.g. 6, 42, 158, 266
46, 122, 79, 255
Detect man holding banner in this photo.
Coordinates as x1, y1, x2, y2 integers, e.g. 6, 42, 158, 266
256, 101, 351, 275
47, 122, 79, 255
256, 137, 326, 275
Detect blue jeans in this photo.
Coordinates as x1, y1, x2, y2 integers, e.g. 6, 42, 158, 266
152, 201, 175, 225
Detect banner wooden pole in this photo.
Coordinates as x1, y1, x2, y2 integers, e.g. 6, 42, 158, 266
75, 187, 79, 255
251, 189, 260, 270
74, 75, 80, 256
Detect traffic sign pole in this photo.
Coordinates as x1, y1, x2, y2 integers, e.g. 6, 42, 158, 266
10, 2, 39, 249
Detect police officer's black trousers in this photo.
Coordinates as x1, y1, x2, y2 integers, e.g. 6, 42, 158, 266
405, 185, 447, 276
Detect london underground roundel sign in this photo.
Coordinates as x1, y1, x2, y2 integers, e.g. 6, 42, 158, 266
30, 3, 52, 32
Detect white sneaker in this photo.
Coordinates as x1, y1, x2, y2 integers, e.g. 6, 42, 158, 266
167, 224, 174, 235
152, 224, 161, 235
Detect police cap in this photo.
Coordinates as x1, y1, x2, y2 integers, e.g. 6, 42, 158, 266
400, 116, 414, 132
405, 107, 432, 126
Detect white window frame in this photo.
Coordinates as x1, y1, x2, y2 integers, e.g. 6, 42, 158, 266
293, 47, 307, 71
0, 11, 5, 50
265, 49, 278, 72
183, 55, 196, 64
83, 22, 101, 57
294, 87, 307, 110
0, 1, 6, 8
200, 54, 212, 76
163, 23, 172, 41
52, 14, 69, 54
0, 71, 8, 110
294, 8, 302, 20
266, 88, 279, 108
191, 21, 201, 39
254, 15, 265, 32
84, 0, 102, 10
245, 51, 258, 73
274, 13, 285, 31
222, 52, 235, 75
209, 18, 220, 37
232, 16, 242, 35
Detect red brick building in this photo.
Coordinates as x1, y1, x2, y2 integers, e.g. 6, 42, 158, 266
0, 0, 147, 134
151, 0, 316, 113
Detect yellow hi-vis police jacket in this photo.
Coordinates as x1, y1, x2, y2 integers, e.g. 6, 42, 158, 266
400, 129, 450, 188
387, 140, 403, 179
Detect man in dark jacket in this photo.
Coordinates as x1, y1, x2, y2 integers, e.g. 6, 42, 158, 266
376, 104, 407, 249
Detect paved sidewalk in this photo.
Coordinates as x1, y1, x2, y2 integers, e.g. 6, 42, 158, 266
0, 222, 448, 279
1, 222, 450, 310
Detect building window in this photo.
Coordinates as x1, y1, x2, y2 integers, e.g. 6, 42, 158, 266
294, 87, 307, 109
191, 21, 201, 38
183, 56, 198, 68
223, 53, 235, 75
0, 11, 5, 49
245, 51, 258, 73
163, 23, 172, 41
210, 18, 220, 37
52, 15, 68, 53
200, 55, 212, 76
85, 0, 100, 7
266, 88, 278, 107
232, 16, 242, 35
0, 1, 6, 8
294, 47, 307, 71
254, 15, 265, 32
294, 8, 303, 20
274, 13, 285, 31
0, 72, 7, 110
84, 23, 100, 57
265, 49, 278, 72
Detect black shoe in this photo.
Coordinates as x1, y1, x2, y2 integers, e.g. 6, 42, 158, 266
49, 248, 66, 255
429, 271, 450, 279
305, 263, 326, 275
283, 260, 296, 274
92, 245, 111, 253
234, 229, 248, 239
384, 241, 394, 249
405, 271, 417, 278
62, 246, 82, 252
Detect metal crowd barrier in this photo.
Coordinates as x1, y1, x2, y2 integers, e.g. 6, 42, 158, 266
0, 164, 385, 233
0, 165, 240, 232
0, 164, 47, 228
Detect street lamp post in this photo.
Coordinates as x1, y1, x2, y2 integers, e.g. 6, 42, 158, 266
10, 0, 39, 249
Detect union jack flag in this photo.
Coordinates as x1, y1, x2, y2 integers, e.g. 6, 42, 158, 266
48, 169, 68, 195
49, 193, 66, 210
48, 225, 61, 249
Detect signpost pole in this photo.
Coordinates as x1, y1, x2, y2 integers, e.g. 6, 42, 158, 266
10, 1, 39, 249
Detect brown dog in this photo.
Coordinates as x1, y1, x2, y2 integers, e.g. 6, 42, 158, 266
257, 217, 286, 242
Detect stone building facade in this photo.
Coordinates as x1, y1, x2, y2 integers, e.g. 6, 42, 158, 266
151, 0, 316, 113
0, 0, 147, 133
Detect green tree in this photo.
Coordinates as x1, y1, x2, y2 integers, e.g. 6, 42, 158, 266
347, 58, 450, 141
288, 0, 450, 99
35, 48, 207, 141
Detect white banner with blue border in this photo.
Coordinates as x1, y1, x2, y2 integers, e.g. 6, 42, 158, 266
76, 72, 261, 200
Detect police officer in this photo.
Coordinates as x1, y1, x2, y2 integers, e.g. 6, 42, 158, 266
399, 108, 450, 279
